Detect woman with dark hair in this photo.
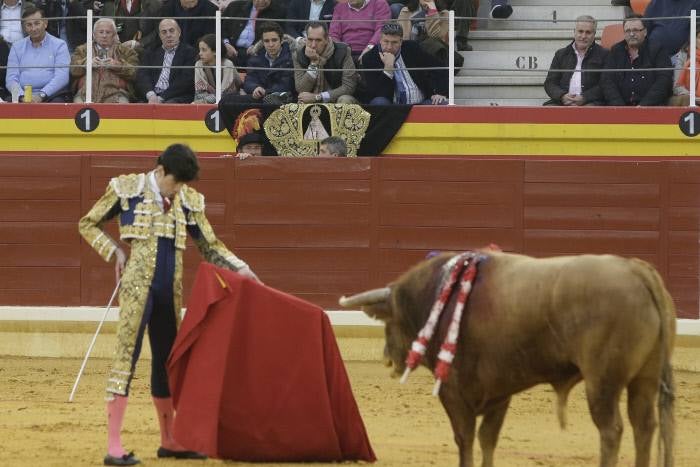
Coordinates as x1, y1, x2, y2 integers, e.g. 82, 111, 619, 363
193, 33, 241, 103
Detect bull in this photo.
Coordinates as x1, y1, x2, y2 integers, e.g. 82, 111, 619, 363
339, 251, 675, 467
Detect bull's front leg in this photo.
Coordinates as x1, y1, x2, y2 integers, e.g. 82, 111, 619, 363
478, 397, 511, 467
440, 388, 477, 467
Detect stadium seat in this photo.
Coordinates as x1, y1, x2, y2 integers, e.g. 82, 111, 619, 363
631, 0, 651, 15
601, 24, 624, 50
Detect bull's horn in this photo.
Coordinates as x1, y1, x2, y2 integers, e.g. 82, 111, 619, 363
339, 287, 391, 308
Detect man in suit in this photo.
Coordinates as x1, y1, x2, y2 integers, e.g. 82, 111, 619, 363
136, 18, 197, 103
222, 0, 286, 67
285, 0, 336, 39
360, 22, 447, 105
156, 0, 217, 49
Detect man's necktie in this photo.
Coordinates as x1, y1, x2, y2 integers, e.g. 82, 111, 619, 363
163, 197, 171, 212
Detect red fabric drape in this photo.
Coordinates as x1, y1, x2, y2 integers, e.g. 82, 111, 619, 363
168, 262, 376, 462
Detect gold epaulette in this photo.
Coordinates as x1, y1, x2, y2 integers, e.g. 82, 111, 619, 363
109, 173, 146, 210
180, 185, 205, 213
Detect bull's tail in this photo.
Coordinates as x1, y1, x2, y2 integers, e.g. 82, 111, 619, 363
629, 258, 675, 467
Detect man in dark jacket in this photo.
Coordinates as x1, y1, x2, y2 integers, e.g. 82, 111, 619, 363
136, 18, 197, 103
240, 22, 295, 102
360, 22, 447, 105
222, 0, 286, 67
285, 0, 336, 38
601, 14, 672, 106
34, 0, 86, 51
644, 0, 700, 57
293, 21, 359, 104
157, 0, 216, 49
544, 15, 608, 106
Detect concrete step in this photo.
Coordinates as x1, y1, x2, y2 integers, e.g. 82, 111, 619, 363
455, 76, 545, 85
455, 75, 547, 100
451, 98, 546, 106
481, 5, 627, 30
456, 85, 547, 99
468, 29, 599, 51
458, 50, 551, 76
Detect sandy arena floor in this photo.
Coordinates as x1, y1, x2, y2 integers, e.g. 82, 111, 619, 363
1, 347, 699, 467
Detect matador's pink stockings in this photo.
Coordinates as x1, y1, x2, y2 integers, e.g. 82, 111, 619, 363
106, 395, 128, 457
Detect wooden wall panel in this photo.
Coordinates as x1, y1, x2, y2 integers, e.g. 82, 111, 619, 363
524, 183, 659, 207
525, 161, 661, 183
377, 227, 517, 251
0, 156, 696, 319
524, 207, 660, 230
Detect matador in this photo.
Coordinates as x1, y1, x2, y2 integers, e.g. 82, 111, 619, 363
79, 144, 259, 466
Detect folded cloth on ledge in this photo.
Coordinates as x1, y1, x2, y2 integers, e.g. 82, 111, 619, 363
168, 262, 376, 462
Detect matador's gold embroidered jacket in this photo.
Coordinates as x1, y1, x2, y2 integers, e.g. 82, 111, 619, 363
79, 172, 247, 396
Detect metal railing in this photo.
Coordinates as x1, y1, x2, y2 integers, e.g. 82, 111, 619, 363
0, 10, 698, 106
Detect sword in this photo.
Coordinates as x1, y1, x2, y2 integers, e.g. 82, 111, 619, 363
68, 279, 121, 402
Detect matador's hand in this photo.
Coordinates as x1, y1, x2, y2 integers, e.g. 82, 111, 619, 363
238, 265, 262, 284
114, 248, 127, 285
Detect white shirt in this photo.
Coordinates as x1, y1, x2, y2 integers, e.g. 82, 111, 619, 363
309, 0, 325, 20
236, 6, 257, 48
0, 0, 24, 44
148, 171, 167, 211
567, 44, 587, 96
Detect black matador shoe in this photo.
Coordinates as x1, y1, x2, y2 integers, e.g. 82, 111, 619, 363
103, 451, 140, 466
157, 447, 208, 459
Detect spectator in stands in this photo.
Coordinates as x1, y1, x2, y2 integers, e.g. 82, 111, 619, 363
395, 0, 472, 51
34, 0, 86, 51
139, 0, 174, 52
157, 0, 216, 49
0, 35, 8, 100
669, 25, 700, 106
319, 135, 347, 157
329, 0, 391, 61
543, 15, 608, 106
6, 5, 71, 102
0, 0, 26, 45
239, 21, 295, 102
285, 0, 336, 39
236, 132, 264, 157
644, 0, 700, 58
397, 0, 465, 67
601, 14, 672, 106
294, 21, 359, 103
193, 33, 241, 103
70, 18, 139, 103
361, 22, 447, 104
98, 0, 154, 45
222, 0, 286, 67
136, 18, 197, 103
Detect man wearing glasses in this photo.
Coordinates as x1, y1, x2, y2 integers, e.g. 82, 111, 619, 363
601, 14, 672, 106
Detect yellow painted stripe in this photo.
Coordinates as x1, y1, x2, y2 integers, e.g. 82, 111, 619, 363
1, 119, 699, 156
0, 118, 234, 153
385, 123, 700, 157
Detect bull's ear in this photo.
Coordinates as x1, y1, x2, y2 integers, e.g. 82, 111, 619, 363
362, 302, 393, 322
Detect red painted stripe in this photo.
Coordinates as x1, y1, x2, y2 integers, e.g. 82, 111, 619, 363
1, 103, 691, 125
406, 106, 689, 125
0, 103, 216, 120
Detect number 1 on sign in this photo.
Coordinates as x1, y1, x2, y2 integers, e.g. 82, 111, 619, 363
210, 110, 220, 133
684, 112, 695, 135
80, 109, 91, 131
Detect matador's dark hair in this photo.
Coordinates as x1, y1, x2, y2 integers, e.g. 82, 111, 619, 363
157, 144, 200, 182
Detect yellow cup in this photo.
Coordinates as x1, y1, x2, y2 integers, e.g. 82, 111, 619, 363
24, 85, 32, 103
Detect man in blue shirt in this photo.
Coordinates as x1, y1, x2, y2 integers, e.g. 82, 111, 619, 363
5, 4, 70, 102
